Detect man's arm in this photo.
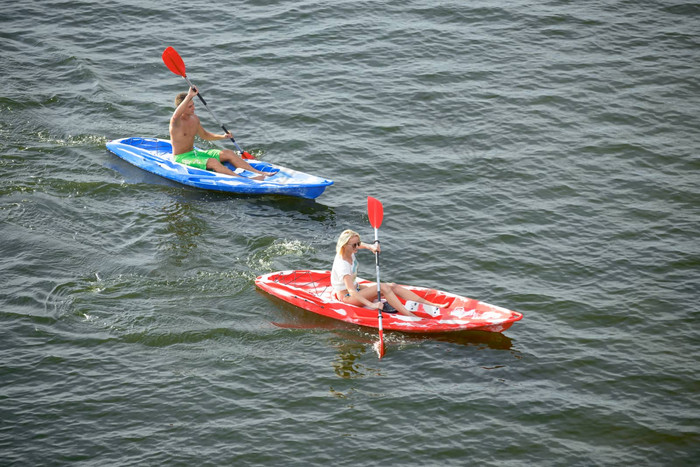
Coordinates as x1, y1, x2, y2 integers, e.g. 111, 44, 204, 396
171, 87, 197, 122
197, 126, 232, 141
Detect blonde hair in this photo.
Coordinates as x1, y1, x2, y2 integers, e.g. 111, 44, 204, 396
336, 229, 360, 255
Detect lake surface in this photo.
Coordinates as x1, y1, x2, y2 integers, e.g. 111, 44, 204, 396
1, 1, 698, 465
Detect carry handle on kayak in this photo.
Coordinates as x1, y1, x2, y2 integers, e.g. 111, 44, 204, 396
162, 46, 254, 160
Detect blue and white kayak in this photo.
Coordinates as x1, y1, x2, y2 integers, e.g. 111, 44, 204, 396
106, 137, 333, 199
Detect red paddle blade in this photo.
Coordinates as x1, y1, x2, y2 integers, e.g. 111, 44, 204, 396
367, 196, 384, 229
241, 151, 254, 160
374, 331, 385, 358
162, 46, 186, 77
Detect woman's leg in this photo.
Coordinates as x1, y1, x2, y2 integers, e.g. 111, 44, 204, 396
378, 283, 418, 317
341, 286, 381, 306
343, 284, 418, 317
389, 283, 447, 308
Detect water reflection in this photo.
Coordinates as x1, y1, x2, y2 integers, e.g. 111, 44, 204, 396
105, 149, 338, 223
326, 329, 515, 378
329, 339, 369, 379
159, 200, 205, 266
404, 330, 514, 351
265, 293, 517, 379
105, 153, 181, 188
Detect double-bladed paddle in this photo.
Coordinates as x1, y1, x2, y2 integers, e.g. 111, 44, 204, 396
162, 46, 254, 159
367, 196, 385, 358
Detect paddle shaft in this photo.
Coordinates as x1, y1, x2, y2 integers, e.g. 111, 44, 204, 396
373, 227, 384, 350
366, 195, 385, 357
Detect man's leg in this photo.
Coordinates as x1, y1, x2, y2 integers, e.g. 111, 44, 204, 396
218, 149, 270, 176
206, 157, 265, 180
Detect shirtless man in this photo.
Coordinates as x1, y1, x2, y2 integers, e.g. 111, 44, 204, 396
169, 87, 270, 180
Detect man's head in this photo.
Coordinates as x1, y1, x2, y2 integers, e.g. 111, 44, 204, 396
175, 92, 188, 108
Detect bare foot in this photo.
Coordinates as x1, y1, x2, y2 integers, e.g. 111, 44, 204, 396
399, 310, 419, 318
253, 170, 277, 180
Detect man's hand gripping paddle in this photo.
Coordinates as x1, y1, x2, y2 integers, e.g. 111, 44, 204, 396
367, 196, 385, 358
162, 46, 254, 159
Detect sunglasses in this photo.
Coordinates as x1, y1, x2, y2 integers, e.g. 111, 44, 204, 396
349, 242, 361, 248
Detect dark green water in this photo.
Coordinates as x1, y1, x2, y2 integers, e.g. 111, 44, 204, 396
1, 1, 698, 465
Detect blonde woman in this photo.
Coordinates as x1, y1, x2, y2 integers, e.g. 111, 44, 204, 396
331, 229, 444, 317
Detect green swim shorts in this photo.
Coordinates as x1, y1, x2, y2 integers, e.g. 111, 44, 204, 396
174, 148, 222, 170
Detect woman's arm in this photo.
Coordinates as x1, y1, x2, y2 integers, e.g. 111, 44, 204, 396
357, 241, 380, 254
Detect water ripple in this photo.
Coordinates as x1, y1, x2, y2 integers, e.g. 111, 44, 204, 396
2, 1, 699, 465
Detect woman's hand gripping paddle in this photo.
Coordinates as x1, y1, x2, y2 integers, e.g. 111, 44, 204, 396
161, 46, 254, 159
367, 196, 385, 358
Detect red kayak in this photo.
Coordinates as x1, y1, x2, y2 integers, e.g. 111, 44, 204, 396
255, 270, 523, 333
